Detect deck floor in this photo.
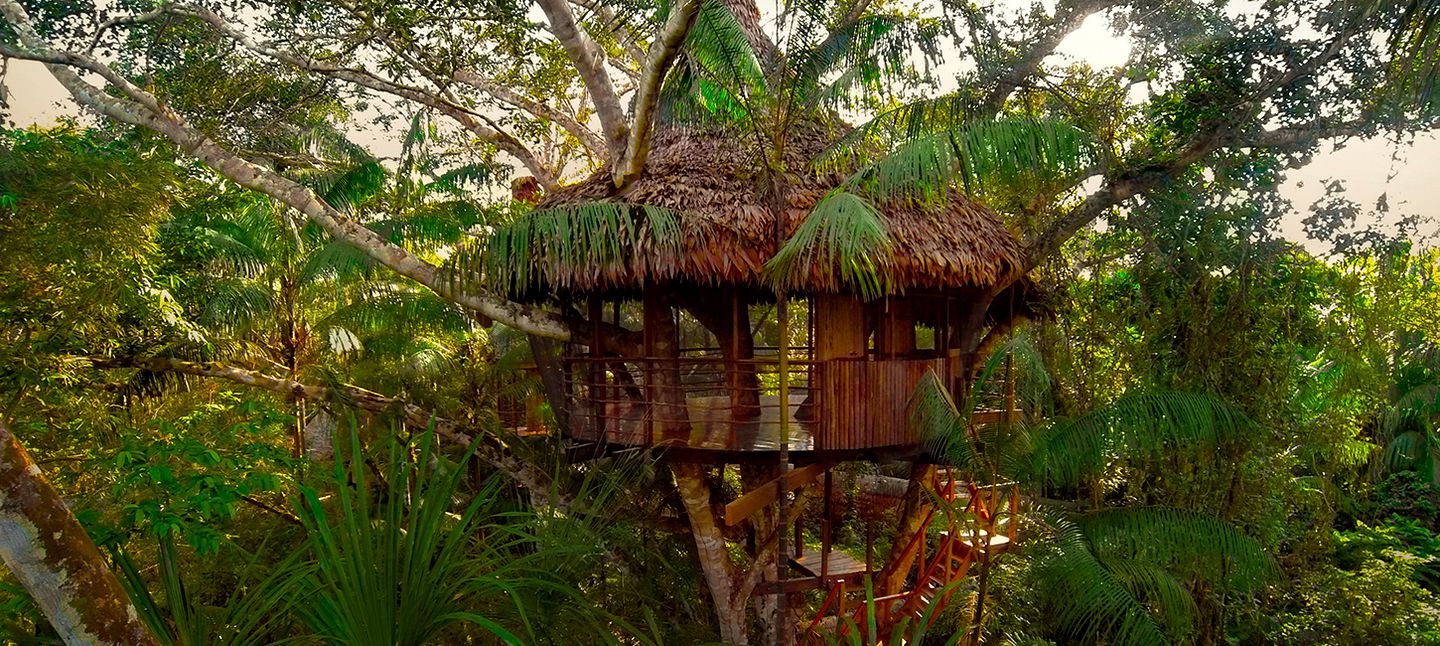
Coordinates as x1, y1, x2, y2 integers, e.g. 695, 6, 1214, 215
791, 548, 870, 579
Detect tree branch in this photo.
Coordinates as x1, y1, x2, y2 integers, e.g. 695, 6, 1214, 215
453, 68, 608, 157
974, 0, 1121, 117
533, 0, 628, 158
614, 0, 701, 189
167, 5, 559, 187
1020, 15, 1369, 271
85, 355, 572, 511
0, 0, 573, 340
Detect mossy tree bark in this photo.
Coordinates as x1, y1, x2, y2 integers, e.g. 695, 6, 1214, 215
0, 420, 158, 646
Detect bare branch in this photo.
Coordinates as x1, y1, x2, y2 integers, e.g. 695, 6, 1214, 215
533, 0, 628, 158
614, 0, 701, 189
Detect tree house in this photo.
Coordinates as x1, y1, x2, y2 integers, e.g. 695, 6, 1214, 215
499, 126, 1037, 644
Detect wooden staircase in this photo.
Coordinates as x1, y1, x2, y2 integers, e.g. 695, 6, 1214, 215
801, 472, 1020, 644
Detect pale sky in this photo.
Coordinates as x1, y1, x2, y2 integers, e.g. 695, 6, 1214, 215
3, 9, 1437, 254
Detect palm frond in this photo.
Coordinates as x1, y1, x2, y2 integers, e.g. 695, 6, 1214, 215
1036, 392, 1255, 488
792, 13, 934, 111
1035, 512, 1172, 646
764, 189, 892, 299
318, 161, 387, 216
818, 94, 972, 163
201, 280, 276, 332
300, 239, 378, 284
452, 202, 683, 296
659, 0, 768, 127
1075, 507, 1278, 589
829, 117, 1095, 204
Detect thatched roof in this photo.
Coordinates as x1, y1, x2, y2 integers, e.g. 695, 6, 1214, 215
504, 125, 1025, 298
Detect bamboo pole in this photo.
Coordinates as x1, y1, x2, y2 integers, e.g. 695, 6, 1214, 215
775, 293, 792, 646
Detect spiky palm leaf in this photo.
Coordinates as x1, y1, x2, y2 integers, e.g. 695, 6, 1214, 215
287, 428, 563, 645
1034, 507, 1276, 645
764, 189, 892, 299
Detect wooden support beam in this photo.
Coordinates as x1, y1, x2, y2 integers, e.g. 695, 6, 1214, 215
725, 462, 828, 526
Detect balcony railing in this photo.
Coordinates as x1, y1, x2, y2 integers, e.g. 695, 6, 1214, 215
560, 354, 952, 452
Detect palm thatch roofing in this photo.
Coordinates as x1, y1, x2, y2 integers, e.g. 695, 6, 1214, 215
489, 125, 1026, 299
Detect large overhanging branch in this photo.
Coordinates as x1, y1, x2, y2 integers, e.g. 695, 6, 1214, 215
973, 0, 1122, 117
534, 0, 629, 158
0, 0, 572, 341
1019, 15, 1370, 272
614, 0, 702, 189
85, 355, 572, 510
166, 5, 559, 187
0, 419, 159, 646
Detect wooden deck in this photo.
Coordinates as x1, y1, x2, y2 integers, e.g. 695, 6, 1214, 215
791, 548, 870, 579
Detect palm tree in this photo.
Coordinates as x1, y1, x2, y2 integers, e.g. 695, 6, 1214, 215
909, 340, 1277, 645
159, 116, 498, 455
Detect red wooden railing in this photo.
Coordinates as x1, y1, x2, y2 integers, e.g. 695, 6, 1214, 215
802, 474, 1021, 645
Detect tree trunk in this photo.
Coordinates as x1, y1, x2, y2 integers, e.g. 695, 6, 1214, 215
878, 462, 938, 595
674, 463, 750, 645
0, 420, 158, 646
645, 291, 690, 437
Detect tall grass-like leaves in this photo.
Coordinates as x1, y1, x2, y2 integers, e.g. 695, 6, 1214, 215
764, 190, 891, 299
290, 429, 549, 645
112, 536, 309, 646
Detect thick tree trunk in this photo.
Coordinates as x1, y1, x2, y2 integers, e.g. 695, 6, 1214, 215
0, 421, 158, 646
528, 334, 572, 433
673, 463, 750, 644
645, 291, 690, 437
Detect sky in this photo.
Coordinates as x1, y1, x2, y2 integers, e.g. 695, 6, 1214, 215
3, 9, 1437, 253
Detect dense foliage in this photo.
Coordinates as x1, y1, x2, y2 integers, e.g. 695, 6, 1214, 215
3, 0, 1440, 643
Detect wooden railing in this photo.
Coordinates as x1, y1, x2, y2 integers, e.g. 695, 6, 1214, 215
558, 354, 952, 452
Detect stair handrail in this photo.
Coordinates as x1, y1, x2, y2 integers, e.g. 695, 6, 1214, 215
802, 579, 847, 646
